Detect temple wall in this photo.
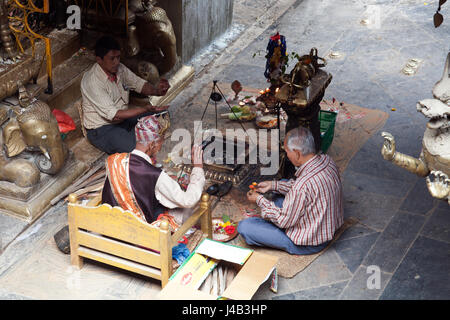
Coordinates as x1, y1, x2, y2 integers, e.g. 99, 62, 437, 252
159, 0, 234, 63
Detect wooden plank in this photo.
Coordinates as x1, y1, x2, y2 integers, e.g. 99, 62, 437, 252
86, 194, 102, 206
51, 162, 105, 205
77, 230, 162, 268
69, 203, 161, 250
171, 207, 205, 243
78, 247, 162, 280
72, 181, 104, 196
68, 206, 83, 269
159, 228, 172, 288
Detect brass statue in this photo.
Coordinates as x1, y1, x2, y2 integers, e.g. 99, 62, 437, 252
0, 84, 68, 187
0, 157, 40, 188
0, 1, 19, 62
0, 2, 41, 101
275, 48, 327, 107
124, 0, 178, 85
381, 52, 450, 205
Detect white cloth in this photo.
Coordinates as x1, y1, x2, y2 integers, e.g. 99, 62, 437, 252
131, 150, 206, 223
81, 63, 147, 129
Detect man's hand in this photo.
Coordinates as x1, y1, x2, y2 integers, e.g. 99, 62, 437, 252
381, 132, 396, 161
153, 78, 170, 96
141, 78, 170, 96
144, 104, 169, 113
191, 144, 203, 168
247, 190, 261, 203
426, 170, 450, 200
255, 181, 272, 193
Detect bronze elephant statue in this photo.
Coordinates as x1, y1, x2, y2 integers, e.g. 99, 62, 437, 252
1, 86, 68, 187
123, 0, 178, 84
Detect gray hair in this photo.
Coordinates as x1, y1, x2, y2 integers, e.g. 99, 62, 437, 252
285, 127, 316, 155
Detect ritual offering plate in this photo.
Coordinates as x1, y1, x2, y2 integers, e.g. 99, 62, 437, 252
255, 115, 278, 129
221, 105, 256, 121
212, 217, 238, 242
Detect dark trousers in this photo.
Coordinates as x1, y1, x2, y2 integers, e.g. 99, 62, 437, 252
87, 112, 155, 154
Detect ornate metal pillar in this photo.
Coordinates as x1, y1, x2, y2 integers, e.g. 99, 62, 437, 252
7, 0, 53, 94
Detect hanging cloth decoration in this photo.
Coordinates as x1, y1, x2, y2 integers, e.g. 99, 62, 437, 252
264, 32, 287, 81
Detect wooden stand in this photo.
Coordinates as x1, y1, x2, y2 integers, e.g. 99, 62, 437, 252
280, 70, 332, 178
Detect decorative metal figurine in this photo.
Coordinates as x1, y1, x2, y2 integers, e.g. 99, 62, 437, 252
123, 0, 177, 85
381, 52, 450, 205
1, 84, 68, 187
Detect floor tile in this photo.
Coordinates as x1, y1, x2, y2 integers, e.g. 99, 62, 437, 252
0, 203, 67, 278
380, 236, 450, 300
339, 265, 392, 300
337, 223, 378, 242
0, 214, 28, 253
219, 63, 268, 89
345, 133, 420, 184
437, 200, 449, 210
326, 76, 400, 112
342, 183, 403, 231
275, 281, 348, 300
333, 232, 380, 273
342, 169, 415, 200
283, 250, 352, 293
0, 288, 32, 300
363, 211, 426, 273
420, 207, 450, 244
352, 49, 410, 81
399, 179, 438, 215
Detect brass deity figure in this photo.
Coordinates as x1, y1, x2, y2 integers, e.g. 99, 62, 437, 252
1, 84, 68, 187
124, 0, 178, 86
381, 52, 450, 205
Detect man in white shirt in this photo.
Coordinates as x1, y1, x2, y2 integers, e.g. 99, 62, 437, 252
81, 35, 171, 154
102, 115, 205, 225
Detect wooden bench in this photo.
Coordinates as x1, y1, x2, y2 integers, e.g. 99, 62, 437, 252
67, 192, 212, 287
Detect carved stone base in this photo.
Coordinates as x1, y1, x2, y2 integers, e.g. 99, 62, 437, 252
0, 152, 88, 223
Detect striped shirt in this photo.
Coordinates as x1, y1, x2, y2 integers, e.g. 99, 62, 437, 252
256, 154, 344, 246
80, 63, 147, 129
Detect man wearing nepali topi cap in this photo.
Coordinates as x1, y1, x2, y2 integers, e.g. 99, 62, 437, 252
101, 115, 206, 225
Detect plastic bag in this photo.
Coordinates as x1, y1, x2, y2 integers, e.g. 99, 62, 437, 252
172, 243, 190, 264
52, 109, 76, 133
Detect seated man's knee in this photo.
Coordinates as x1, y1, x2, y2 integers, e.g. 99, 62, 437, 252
237, 217, 259, 236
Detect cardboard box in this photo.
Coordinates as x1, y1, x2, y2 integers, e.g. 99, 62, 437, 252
158, 238, 278, 300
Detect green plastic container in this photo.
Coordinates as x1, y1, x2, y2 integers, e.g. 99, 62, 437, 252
319, 110, 337, 153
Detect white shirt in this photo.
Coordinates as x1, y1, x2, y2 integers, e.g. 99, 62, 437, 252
81, 63, 147, 129
131, 150, 206, 209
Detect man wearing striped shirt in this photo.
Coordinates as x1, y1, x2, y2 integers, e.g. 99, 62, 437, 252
238, 127, 344, 255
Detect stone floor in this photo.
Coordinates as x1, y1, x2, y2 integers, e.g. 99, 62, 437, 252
0, 0, 449, 300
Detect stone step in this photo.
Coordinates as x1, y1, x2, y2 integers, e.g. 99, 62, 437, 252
36, 49, 95, 111
35, 29, 82, 80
